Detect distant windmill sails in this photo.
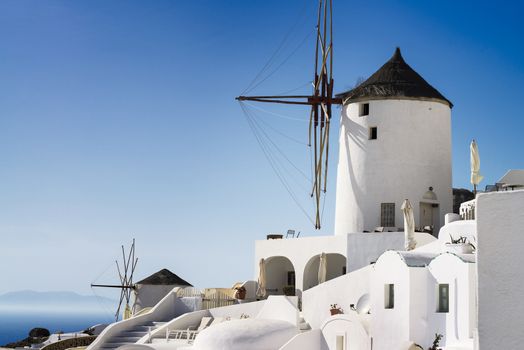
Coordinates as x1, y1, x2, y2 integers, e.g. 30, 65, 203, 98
237, 0, 341, 229
91, 239, 138, 321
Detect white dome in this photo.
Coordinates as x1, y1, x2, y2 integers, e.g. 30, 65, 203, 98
193, 319, 298, 350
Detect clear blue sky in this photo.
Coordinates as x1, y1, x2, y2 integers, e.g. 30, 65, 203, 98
1, 0, 523, 296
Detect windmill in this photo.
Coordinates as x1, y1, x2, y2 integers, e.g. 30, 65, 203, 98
91, 239, 138, 321
236, 0, 342, 229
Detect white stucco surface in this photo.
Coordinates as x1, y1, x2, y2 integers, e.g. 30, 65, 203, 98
476, 190, 524, 350
302, 265, 371, 330
320, 314, 370, 350
279, 329, 321, 350
371, 249, 476, 350
255, 232, 435, 296
371, 251, 412, 350
334, 99, 452, 235
134, 284, 179, 313
428, 253, 476, 347
192, 319, 298, 350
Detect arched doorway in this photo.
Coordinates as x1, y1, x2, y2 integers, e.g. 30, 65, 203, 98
303, 253, 346, 290
265, 256, 296, 296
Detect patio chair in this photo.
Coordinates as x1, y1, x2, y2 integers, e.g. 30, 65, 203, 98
187, 317, 225, 342
168, 316, 213, 341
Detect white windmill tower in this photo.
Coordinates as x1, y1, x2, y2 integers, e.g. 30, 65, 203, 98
334, 48, 453, 235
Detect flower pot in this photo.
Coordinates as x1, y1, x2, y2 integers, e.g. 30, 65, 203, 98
330, 308, 342, 315
445, 243, 474, 254
234, 288, 247, 300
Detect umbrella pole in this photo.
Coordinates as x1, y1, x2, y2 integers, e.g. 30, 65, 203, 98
473, 184, 477, 196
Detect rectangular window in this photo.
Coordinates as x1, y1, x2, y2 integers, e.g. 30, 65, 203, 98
437, 284, 449, 312
369, 126, 378, 140
381, 203, 395, 227
359, 103, 369, 116
287, 271, 295, 286
384, 284, 394, 309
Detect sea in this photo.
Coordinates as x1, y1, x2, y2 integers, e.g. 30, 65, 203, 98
0, 310, 113, 346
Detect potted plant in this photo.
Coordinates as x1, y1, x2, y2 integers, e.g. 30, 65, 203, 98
234, 286, 247, 300
329, 304, 343, 315
445, 235, 475, 254
282, 285, 295, 296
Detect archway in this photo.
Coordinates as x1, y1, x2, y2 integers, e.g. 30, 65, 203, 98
265, 256, 296, 296
303, 253, 347, 290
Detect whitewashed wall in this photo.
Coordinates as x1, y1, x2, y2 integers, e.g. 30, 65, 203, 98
134, 284, 178, 313
255, 235, 348, 294
428, 253, 476, 348
320, 314, 370, 350
476, 190, 524, 350
302, 265, 371, 329
255, 232, 435, 295
370, 251, 411, 350
334, 99, 452, 235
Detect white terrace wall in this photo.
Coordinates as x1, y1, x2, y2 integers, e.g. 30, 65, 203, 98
255, 232, 435, 295
255, 235, 348, 294
346, 232, 435, 271
428, 253, 476, 347
320, 314, 370, 350
476, 190, 524, 350
88, 289, 178, 350
302, 265, 371, 330
370, 251, 411, 350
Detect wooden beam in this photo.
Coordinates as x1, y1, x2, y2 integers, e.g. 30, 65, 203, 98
236, 95, 342, 105
91, 284, 135, 289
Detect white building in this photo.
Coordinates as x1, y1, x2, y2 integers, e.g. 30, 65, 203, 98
133, 268, 192, 313
86, 49, 524, 350
334, 48, 453, 236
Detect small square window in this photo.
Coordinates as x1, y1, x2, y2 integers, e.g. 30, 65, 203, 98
359, 103, 369, 116
369, 127, 377, 140
384, 284, 394, 309
437, 284, 449, 313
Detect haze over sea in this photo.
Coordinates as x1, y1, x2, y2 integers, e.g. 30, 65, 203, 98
0, 291, 116, 345
0, 310, 113, 345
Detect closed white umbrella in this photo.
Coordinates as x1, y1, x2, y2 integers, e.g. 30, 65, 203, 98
470, 139, 484, 194
401, 199, 416, 251
318, 253, 327, 284
256, 258, 266, 298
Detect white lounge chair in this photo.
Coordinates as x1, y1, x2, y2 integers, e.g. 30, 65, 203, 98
168, 316, 213, 341
187, 317, 225, 342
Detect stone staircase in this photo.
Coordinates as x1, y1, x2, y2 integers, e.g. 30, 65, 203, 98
99, 321, 167, 350
298, 313, 311, 332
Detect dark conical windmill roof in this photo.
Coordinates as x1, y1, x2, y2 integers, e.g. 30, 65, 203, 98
136, 268, 193, 286
337, 48, 452, 107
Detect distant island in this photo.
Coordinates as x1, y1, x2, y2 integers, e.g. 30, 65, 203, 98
0, 290, 116, 313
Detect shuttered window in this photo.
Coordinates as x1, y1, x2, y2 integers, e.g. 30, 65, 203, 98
437, 284, 449, 313
381, 203, 395, 227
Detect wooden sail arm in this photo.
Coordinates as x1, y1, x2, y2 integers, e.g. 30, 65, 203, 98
91, 283, 136, 289
236, 95, 342, 105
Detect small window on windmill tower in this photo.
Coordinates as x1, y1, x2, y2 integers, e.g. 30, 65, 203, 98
359, 103, 369, 116
369, 127, 378, 140
381, 203, 395, 227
